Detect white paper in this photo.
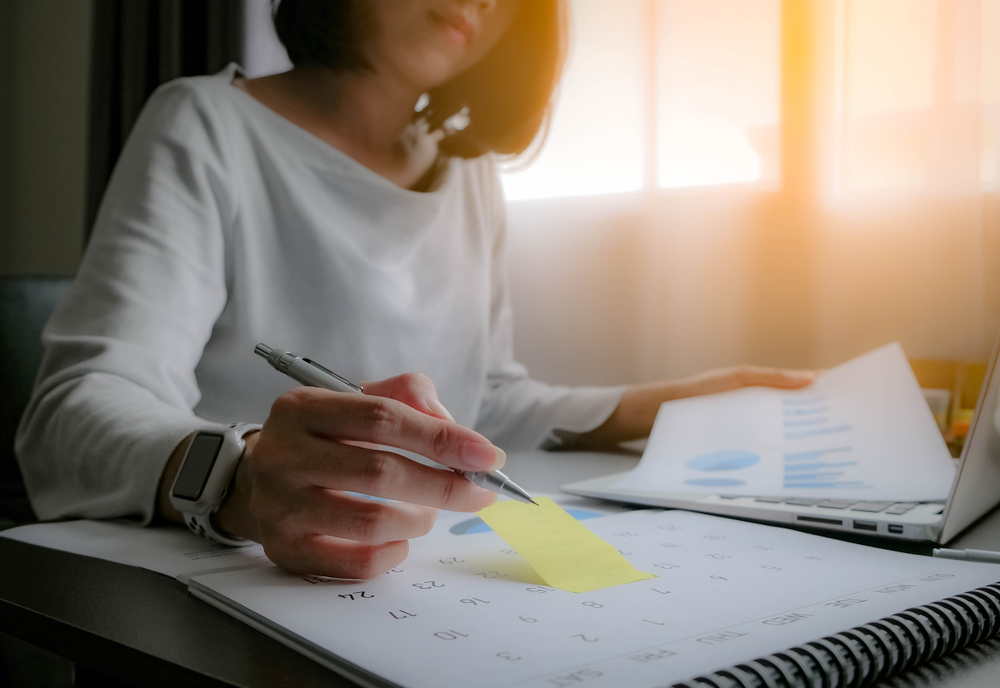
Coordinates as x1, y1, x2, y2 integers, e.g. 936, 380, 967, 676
613, 342, 956, 501
188, 508, 1000, 688
0, 494, 628, 578
0, 519, 270, 578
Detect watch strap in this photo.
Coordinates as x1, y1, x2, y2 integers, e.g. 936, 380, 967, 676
177, 422, 261, 547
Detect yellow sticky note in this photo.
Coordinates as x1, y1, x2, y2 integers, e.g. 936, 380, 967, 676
477, 497, 655, 593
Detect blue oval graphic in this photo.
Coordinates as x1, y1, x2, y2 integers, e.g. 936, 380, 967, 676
684, 478, 747, 488
685, 449, 760, 472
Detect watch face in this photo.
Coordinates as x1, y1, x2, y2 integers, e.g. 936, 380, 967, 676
172, 433, 225, 501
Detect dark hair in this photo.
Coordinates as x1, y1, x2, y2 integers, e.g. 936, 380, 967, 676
273, 0, 567, 159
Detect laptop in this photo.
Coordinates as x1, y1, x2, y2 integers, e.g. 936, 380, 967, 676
562, 333, 1000, 543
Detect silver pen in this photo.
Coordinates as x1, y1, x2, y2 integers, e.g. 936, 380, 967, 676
932, 547, 1000, 564
254, 343, 537, 505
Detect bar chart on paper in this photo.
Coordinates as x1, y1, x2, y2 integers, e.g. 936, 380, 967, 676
783, 446, 859, 490
613, 343, 956, 502
779, 396, 869, 491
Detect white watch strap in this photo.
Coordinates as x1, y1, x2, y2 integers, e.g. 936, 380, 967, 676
178, 422, 261, 547
184, 511, 249, 547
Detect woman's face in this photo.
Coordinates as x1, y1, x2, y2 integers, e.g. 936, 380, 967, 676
365, 0, 521, 91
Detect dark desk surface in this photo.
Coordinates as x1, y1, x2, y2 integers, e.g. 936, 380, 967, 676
2, 449, 1000, 687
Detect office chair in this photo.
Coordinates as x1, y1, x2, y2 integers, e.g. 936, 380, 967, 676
0, 276, 72, 528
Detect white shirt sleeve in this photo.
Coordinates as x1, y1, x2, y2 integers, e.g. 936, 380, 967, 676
15, 81, 234, 523
472, 164, 626, 451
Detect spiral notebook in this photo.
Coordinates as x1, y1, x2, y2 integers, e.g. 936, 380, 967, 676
187, 507, 1000, 688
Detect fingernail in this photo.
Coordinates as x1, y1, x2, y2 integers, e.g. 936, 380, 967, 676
462, 441, 505, 470
492, 447, 506, 470
426, 397, 455, 421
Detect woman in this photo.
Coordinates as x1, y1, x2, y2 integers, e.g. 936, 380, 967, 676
16, 0, 813, 578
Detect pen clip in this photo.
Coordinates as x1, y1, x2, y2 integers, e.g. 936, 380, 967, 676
302, 358, 364, 393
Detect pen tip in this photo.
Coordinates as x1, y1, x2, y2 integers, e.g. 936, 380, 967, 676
530, 499, 539, 506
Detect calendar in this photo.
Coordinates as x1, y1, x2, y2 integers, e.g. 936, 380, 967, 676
188, 507, 1000, 688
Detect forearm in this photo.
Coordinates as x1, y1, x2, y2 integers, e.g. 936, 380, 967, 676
155, 433, 192, 526
572, 381, 685, 447
16, 371, 209, 522
475, 374, 627, 451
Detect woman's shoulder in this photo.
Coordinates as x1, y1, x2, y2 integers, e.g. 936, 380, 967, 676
445, 154, 507, 235
452, 153, 503, 200
131, 64, 249, 147
150, 63, 243, 106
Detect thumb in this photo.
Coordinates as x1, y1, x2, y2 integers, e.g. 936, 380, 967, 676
360, 372, 456, 422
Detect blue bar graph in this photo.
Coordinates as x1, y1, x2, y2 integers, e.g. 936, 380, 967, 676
781, 443, 870, 490
784, 417, 829, 428
785, 424, 852, 439
783, 481, 868, 489
784, 447, 852, 462
784, 461, 857, 472
782, 473, 844, 481
783, 395, 826, 406
784, 406, 829, 416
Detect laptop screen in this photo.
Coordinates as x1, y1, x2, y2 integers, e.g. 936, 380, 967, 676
939, 333, 1000, 543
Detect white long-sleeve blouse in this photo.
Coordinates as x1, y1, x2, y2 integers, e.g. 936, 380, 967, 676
15, 65, 624, 523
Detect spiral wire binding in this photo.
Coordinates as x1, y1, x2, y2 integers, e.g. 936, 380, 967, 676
671, 582, 1000, 688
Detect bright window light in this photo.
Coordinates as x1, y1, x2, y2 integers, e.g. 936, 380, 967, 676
982, 0, 1000, 188
843, 0, 938, 190
655, 0, 780, 189
500, 1, 647, 201
501, 0, 781, 199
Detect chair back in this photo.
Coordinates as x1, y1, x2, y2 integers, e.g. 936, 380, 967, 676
0, 276, 72, 524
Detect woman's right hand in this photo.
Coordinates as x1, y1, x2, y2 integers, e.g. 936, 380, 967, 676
210, 373, 503, 578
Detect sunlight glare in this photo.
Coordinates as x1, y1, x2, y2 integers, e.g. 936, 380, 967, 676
655, 0, 780, 189
500, 1, 646, 201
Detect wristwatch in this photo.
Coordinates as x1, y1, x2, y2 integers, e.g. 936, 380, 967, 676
169, 422, 261, 546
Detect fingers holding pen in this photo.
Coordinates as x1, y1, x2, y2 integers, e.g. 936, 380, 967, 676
265, 534, 411, 579
275, 387, 505, 472
291, 437, 497, 511
219, 378, 509, 578
361, 372, 456, 422
264, 489, 438, 545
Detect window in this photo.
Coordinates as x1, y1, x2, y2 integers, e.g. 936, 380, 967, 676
499, 2, 648, 201
501, 0, 781, 201
502, 0, 1000, 201
655, 0, 780, 189
839, 0, 999, 192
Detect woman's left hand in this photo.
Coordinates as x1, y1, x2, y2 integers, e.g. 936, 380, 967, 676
579, 365, 819, 446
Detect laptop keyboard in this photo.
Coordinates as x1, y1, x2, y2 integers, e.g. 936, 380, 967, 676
719, 495, 921, 515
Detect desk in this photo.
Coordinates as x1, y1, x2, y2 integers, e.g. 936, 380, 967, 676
2, 449, 1000, 688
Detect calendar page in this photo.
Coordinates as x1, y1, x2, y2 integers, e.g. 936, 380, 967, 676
189, 509, 1000, 688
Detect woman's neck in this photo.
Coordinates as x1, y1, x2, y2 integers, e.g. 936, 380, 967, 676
238, 66, 442, 190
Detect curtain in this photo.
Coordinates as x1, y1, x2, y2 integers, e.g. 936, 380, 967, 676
502, 0, 1000, 386
86, 0, 244, 237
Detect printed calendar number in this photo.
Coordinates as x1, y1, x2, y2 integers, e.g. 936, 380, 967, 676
412, 581, 444, 590
434, 630, 469, 641
338, 591, 373, 601
460, 597, 490, 606
546, 668, 603, 686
